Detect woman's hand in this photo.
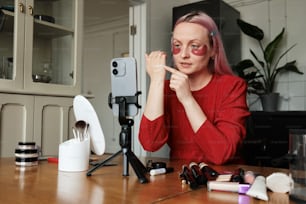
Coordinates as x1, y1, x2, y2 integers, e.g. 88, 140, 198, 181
164, 65, 206, 132
143, 51, 167, 120
164, 66, 193, 104
145, 51, 167, 81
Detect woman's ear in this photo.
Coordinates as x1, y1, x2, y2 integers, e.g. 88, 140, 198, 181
210, 50, 216, 60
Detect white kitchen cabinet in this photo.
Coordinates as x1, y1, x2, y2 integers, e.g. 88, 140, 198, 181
33, 95, 74, 156
0, 0, 83, 96
0, 93, 74, 157
0, 93, 34, 157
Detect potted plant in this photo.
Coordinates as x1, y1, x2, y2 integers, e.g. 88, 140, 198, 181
233, 19, 303, 111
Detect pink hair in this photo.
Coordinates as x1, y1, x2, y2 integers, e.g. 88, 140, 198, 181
174, 11, 233, 75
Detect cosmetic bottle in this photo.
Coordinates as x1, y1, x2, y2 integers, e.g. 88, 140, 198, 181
179, 165, 198, 189
189, 162, 206, 185
15, 142, 38, 167
199, 162, 219, 182
230, 168, 245, 183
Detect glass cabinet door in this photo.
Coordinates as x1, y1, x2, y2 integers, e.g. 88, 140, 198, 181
0, 0, 20, 85
0, 0, 82, 95
31, 0, 75, 86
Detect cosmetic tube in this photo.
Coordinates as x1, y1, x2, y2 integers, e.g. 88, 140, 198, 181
207, 181, 250, 194
149, 167, 174, 176
246, 176, 268, 201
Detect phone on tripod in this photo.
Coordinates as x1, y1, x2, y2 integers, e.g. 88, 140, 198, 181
111, 57, 138, 117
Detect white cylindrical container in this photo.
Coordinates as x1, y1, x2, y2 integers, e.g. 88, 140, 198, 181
58, 138, 90, 172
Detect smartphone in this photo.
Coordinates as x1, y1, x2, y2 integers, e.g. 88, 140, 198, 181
110, 57, 138, 117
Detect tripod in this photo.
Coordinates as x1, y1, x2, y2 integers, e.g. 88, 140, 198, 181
86, 92, 148, 184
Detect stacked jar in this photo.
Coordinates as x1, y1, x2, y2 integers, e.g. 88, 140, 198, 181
15, 142, 39, 166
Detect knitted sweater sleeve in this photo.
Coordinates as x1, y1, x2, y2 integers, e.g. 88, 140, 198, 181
138, 115, 168, 151
194, 78, 250, 165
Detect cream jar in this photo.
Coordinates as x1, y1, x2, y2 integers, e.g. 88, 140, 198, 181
15, 142, 38, 166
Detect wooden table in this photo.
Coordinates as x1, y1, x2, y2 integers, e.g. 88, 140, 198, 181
0, 155, 299, 203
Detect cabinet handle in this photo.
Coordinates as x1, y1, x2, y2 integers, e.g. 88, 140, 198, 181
28, 5, 34, 16
18, 3, 25, 13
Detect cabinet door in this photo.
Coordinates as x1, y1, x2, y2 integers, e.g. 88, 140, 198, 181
24, 0, 83, 95
0, 0, 25, 90
0, 0, 83, 96
0, 93, 34, 157
33, 96, 74, 156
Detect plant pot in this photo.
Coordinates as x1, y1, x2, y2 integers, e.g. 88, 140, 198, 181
260, 93, 280, 112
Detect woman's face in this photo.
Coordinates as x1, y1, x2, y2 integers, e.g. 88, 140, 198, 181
172, 22, 214, 76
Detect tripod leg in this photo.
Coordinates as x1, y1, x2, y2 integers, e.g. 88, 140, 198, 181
87, 150, 122, 176
126, 149, 148, 183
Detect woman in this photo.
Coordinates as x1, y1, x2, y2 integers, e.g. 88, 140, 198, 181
139, 11, 250, 165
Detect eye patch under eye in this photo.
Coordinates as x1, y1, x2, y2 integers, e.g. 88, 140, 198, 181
172, 45, 181, 55
191, 45, 207, 56
171, 44, 208, 56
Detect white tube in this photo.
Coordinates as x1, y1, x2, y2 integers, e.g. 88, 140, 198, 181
150, 168, 166, 176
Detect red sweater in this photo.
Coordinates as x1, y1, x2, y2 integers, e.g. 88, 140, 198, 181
139, 74, 250, 165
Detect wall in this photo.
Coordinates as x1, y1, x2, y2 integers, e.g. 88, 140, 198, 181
83, 19, 129, 154
82, 1, 130, 154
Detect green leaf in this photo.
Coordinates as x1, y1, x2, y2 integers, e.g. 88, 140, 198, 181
245, 73, 264, 81
275, 60, 304, 75
250, 49, 265, 68
234, 59, 254, 69
249, 81, 265, 90
244, 72, 257, 81
237, 19, 264, 41
232, 59, 254, 77
264, 28, 285, 64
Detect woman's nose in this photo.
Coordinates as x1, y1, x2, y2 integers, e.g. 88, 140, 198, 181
180, 46, 190, 58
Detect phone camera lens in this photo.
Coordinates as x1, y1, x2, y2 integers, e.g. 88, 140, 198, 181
112, 69, 118, 75
112, 61, 118, 67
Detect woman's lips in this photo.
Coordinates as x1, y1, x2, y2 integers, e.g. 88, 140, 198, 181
180, 62, 192, 68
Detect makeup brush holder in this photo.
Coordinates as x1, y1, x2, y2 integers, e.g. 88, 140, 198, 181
58, 138, 90, 172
